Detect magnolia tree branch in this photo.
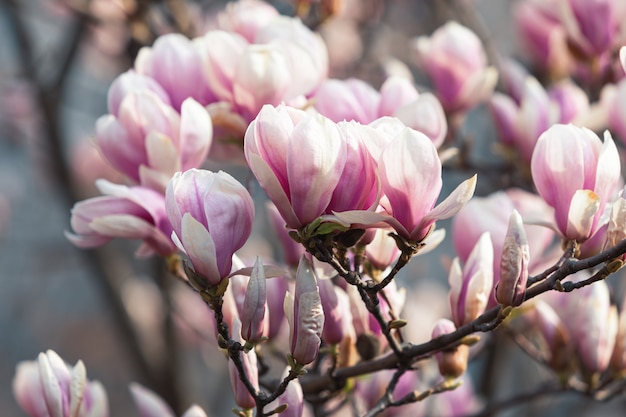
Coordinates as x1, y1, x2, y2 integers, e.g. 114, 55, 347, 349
300, 238, 626, 398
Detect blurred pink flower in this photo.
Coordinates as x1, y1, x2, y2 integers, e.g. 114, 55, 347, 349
135, 34, 217, 110
217, 0, 280, 42
514, 0, 573, 77
490, 75, 589, 164
448, 232, 494, 327
413, 21, 497, 114
13, 350, 108, 417
314, 76, 447, 147
96, 85, 213, 192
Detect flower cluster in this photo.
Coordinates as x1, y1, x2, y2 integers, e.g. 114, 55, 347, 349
15, 0, 626, 416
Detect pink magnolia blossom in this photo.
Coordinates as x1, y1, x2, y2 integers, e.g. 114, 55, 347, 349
13, 350, 108, 417
490, 75, 589, 164
412, 21, 497, 114
377, 128, 476, 242
165, 169, 254, 286
284, 255, 324, 365
106, 71, 171, 116
245, 104, 384, 230
565, 279, 618, 376
448, 232, 494, 327
134, 33, 217, 110
66, 180, 176, 257
514, 0, 573, 77
531, 124, 621, 242
197, 16, 327, 126
559, 0, 619, 60
313, 76, 447, 147
266, 367, 304, 417
96, 87, 213, 193
526, 300, 574, 374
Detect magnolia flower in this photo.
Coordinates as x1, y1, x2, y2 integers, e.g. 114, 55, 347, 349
566, 279, 618, 376
134, 33, 217, 110
527, 300, 574, 374
559, 0, 619, 60
284, 256, 324, 365
197, 16, 327, 128
495, 210, 530, 307
66, 180, 176, 257
449, 232, 494, 327
13, 350, 108, 417
531, 124, 621, 242
96, 88, 213, 192
130, 383, 208, 417
165, 169, 254, 287
313, 76, 447, 147
266, 367, 304, 417
245, 105, 385, 231
412, 21, 497, 114
514, 0, 572, 77
490, 76, 589, 164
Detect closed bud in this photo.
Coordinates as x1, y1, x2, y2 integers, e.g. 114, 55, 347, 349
284, 256, 325, 365
496, 210, 529, 307
432, 319, 468, 378
241, 257, 268, 343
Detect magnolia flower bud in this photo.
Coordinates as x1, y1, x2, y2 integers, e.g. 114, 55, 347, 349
496, 210, 529, 307
266, 367, 304, 417
241, 257, 268, 343
449, 232, 494, 327
530, 300, 574, 375
432, 319, 468, 378
284, 256, 325, 365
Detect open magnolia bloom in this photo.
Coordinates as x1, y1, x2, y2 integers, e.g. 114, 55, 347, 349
13, 350, 108, 417
335, 127, 476, 244
531, 124, 621, 243
165, 169, 255, 287
96, 72, 213, 193
244, 104, 381, 232
66, 180, 176, 257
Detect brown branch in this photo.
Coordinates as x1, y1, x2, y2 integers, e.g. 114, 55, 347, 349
301, 239, 626, 396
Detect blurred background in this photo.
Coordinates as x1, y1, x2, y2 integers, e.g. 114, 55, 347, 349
3, 0, 624, 416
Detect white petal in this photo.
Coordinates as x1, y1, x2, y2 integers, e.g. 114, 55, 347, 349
566, 189, 600, 240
